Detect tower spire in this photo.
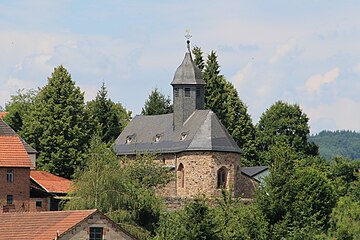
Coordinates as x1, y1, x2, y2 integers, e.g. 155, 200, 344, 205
185, 29, 192, 53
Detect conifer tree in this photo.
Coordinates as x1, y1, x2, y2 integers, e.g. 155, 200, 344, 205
141, 88, 172, 115
22, 66, 91, 178
86, 83, 131, 143
192, 46, 205, 70
193, 47, 258, 165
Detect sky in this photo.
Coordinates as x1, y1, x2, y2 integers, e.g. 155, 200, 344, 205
0, 0, 359, 134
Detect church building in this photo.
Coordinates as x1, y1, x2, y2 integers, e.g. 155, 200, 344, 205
114, 40, 242, 198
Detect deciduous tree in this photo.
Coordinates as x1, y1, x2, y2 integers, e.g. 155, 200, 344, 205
4, 88, 37, 132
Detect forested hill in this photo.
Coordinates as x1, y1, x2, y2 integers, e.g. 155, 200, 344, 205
309, 130, 360, 160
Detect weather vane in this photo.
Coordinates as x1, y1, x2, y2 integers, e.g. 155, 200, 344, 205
185, 29, 192, 52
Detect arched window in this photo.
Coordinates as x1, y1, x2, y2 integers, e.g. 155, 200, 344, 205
177, 163, 184, 188
217, 167, 227, 189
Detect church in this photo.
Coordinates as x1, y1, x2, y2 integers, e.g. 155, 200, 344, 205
114, 40, 242, 198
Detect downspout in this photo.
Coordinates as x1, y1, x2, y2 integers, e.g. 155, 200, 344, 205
174, 153, 177, 197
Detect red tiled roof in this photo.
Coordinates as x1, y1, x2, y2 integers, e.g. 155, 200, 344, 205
0, 136, 32, 167
0, 112, 9, 119
0, 209, 97, 240
30, 170, 72, 194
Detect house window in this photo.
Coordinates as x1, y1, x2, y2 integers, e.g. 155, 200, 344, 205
89, 227, 103, 240
7, 195, 13, 205
174, 88, 179, 97
36, 200, 42, 208
196, 87, 200, 97
217, 167, 227, 189
7, 169, 13, 183
184, 88, 191, 97
177, 163, 184, 188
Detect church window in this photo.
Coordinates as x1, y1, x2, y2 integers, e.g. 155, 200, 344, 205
177, 163, 184, 188
174, 88, 179, 97
196, 87, 200, 97
184, 88, 191, 97
217, 167, 227, 189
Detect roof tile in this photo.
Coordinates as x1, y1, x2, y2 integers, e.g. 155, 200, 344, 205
0, 136, 32, 167
30, 170, 72, 193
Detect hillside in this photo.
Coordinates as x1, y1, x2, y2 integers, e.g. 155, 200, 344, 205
309, 130, 360, 160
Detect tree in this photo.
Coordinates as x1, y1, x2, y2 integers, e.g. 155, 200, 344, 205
256, 143, 336, 239
141, 88, 172, 115
192, 46, 205, 70
154, 197, 219, 240
223, 82, 258, 165
4, 88, 37, 132
193, 48, 258, 165
256, 101, 318, 165
21, 65, 91, 178
66, 136, 171, 235
86, 83, 131, 143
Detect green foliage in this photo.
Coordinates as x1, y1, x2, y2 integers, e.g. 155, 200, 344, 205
192, 46, 205, 70
4, 88, 37, 132
256, 101, 318, 165
328, 196, 360, 240
86, 83, 131, 143
154, 197, 219, 240
66, 137, 171, 234
329, 156, 358, 197
141, 88, 172, 115
256, 143, 336, 239
194, 48, 258, 165
309, 130, 360, 160
21, 66, 91, 178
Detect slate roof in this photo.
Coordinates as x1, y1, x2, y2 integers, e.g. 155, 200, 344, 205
0, 119, 37, 154
114, 110, 242, 155
0, 209, 135, 240
30, 170, 72, 194
171, 52, 206, 85
241, 166, 268, 178
0, 136, 32, 167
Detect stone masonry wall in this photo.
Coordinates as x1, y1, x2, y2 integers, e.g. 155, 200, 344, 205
59, 212, 134, 240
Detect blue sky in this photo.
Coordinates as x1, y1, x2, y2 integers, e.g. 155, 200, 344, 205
1, 0, 360, 134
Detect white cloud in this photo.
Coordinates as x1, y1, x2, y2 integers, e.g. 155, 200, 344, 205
305, 67, 339, 93
304, 98, 360, 133
231, 61, 254, 88
269, 39, 296, 64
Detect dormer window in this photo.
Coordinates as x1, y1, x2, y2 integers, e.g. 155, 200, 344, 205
154, 134, 162, 143
184, 88, 191, 97
180, 132, 188, 141
125, 134, 135, 144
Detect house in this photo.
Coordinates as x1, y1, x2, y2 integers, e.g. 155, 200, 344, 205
0, 118, 72, 212
0, 209, 136, 240
239, 166, 269, 198
114, 41, 242, 198
0, 135, 32, 212
30, 170, 72, 211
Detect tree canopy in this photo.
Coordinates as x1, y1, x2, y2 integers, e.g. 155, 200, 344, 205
256, 101, 318, 165
141, 88, 172, 115
22, 65, 91, 178
4, 88, 37, 132
193, 48, 258, 165
86, 83, 131, 143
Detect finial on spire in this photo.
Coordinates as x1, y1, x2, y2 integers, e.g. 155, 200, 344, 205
185, 29, 192, 52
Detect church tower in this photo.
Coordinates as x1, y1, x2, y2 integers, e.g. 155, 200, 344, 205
171, 40, 206, 130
